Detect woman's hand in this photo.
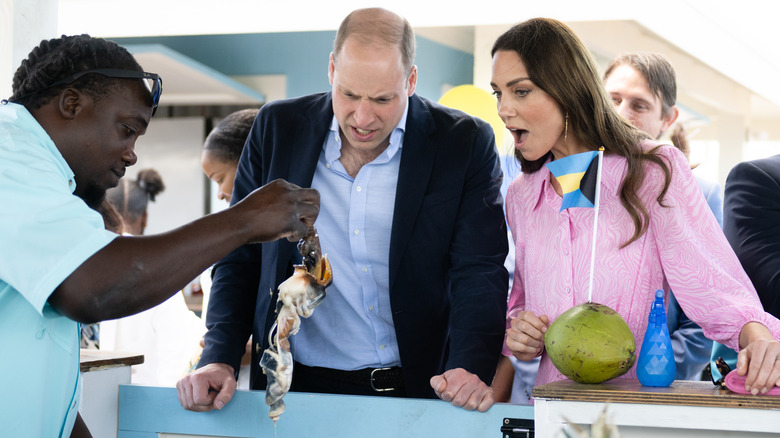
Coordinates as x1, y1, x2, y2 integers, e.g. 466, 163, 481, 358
506, 311, 550, 361
737, 322, 780, 394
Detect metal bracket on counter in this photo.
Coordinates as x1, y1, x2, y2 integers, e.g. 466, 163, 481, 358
501, 417, 534, 438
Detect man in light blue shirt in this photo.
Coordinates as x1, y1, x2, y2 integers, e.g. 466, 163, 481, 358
0, 100, 120, 436
291, 108, 407, 370
183, 8, 508, 414
1, 35, 319, 437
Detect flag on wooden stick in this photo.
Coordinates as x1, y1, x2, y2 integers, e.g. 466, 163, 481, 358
546, 150, 599, 211
546, 148, 605, 303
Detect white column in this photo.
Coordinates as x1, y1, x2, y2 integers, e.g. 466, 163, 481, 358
715, 112, 747, 189
1, 0, 58, 100
473, 24, 510, 94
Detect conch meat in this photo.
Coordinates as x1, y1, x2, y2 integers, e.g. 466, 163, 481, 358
260, 227, 332, 422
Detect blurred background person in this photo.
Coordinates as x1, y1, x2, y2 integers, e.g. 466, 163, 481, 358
604, 52, 718, 381
201, 108, 259, 204
101, 169, 207, 386
669, 122, 723, 223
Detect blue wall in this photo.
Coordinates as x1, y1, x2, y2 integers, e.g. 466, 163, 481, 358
112, 32, 473, 101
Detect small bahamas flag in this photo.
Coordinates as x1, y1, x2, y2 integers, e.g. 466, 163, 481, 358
546, 150, 599, 211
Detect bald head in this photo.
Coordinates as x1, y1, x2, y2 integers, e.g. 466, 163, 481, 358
333, 8, 416, 73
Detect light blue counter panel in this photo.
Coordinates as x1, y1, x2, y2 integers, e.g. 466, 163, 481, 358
118, 385, 533, 437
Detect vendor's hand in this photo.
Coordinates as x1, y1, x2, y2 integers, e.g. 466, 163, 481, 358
430, 368, 494, 412
232, 179, 320, 243
506, 311, 549, 361
736, 323, 780, 394
177, 362, 236, 412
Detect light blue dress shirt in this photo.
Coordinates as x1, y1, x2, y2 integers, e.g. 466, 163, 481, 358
0, 102, 117, 436
290, 103, 408, 370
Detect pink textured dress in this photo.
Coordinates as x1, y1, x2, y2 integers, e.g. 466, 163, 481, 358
503, 143, 780, 387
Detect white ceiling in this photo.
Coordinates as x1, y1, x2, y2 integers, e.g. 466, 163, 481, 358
58, 0, 780, 122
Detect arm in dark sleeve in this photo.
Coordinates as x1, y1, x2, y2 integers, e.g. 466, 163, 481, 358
445, 120, 509, 383
198, 116, 268, 372
198, 245, 260, 373
723, 158, 780, 317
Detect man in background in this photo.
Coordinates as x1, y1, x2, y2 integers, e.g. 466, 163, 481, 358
604, 52, 718, 380
710, 154, 780, 380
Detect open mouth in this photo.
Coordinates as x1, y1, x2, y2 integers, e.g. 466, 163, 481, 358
352, 126, 375, 140
511, 128, 529, 147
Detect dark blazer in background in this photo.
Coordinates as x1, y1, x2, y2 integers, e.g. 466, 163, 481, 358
723, 154, 780, 317
199, 92, 509, 398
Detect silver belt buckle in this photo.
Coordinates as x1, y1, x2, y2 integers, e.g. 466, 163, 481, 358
370, 367, 394, 392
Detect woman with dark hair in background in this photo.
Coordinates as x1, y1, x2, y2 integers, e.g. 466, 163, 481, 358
106, 168, 165, 234
201, 108, 259, 204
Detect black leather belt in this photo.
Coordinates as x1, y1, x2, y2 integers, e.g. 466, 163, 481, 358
294, 362, 404, 392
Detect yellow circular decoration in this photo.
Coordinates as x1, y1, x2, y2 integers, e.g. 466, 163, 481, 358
438, 84, 506, 147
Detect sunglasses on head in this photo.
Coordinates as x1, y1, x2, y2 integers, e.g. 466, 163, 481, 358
49, 68, 163, 116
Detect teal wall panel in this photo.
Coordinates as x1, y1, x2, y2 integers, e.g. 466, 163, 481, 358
111, 32, 473, 101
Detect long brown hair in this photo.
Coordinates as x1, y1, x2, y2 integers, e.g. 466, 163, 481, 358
492, 18, 672, 246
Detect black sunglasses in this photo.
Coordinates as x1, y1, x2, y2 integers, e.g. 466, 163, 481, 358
48, 68, 163, 116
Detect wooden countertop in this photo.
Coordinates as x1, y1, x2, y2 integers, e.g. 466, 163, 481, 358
532, 378, 780, 410
80, 349, 144, 372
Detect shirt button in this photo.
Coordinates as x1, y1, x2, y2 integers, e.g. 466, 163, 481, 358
379, 345, 386, 350
369, 305, 375, 311
68, 180, 73, 186
354, 229, 360, 235
356, 186, 362, 192
326, 163, 331, 169
362, 266, 367, 272
563, 249, 569, 255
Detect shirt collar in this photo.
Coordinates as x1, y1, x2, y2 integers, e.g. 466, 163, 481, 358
1, 102, 76, 193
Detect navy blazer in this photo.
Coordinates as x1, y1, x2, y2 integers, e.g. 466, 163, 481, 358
200, 92, 509, 398
723, 154, 780, 317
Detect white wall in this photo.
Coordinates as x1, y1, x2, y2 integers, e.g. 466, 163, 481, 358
1, 0, 58, 100
129, 117, 206, 235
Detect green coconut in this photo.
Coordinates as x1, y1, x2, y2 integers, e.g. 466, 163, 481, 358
544, 302, 636, 384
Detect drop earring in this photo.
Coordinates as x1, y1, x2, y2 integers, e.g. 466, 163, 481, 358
564, 112, 569, 142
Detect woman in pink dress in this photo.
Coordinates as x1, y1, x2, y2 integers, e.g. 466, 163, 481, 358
491, 17, 780, 395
